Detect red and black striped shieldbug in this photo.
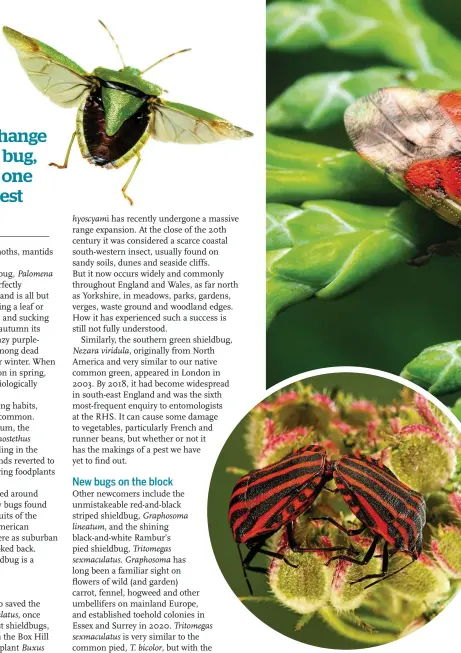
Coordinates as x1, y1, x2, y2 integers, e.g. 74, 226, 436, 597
327, 452, 426, 588
228, 444, 360, 594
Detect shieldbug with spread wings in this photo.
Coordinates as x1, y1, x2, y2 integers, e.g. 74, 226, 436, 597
3, 23, 253, 204
345, 86, 461, 228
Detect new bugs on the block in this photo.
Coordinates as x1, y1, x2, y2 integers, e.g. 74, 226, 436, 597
344, 87, 461, 228
228, 444, 360, 593
327, 452, 426, 588
3, 23, 253, 204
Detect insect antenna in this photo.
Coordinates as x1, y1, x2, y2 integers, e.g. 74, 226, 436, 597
141, 49, 192, 75
364, 559, 415, 590
98, 20, 126, 68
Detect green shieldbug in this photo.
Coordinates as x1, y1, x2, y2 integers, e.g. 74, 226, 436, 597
3, 22, 253, 204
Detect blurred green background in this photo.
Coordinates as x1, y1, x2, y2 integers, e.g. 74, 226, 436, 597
266, 0, 461, 411
208, 373, 410, 649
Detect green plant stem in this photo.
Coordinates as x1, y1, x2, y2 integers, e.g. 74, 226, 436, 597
319, 607, 396, 645
356, 614, 405, 634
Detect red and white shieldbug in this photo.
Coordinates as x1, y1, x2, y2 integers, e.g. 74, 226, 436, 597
345, 87, 461, 228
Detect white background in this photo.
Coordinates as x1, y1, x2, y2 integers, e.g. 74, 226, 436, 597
1, 1, 267, 651
0, 2, 459, 653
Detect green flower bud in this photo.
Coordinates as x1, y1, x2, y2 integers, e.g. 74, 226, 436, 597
245, 388, 341, 463
329, 420, 356, 438
276, 391, 338, 433
431, 525, 461, 578
396, 388, 422, 422
347, 400, 378, 427
448, 492, 461, 521
257, 427, 312, 467
330, 537, 381, 611
426, 492, 458, 525
245, 392, 302, 459
269, 533, 332, 614
386, 554, 450, 603
244, 410, 269, 462
414, 394, 460, 446
390, 425, 456, 493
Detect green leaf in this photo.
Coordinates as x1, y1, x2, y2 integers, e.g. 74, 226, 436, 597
295, 613, 315, 631
401, 341, 461, 395
266, 200, 455, 325
266, 203, 302, 249
267, 68, 461, 132
267, 133, 402, 204
266, 0, 461, 78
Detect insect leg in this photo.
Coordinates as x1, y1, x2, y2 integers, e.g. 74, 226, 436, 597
325, 534, 380, 567
241, 549, 267, 574
286, 521, 358, 554
364, 558, 415, 590
408, 240, 461, 266
49, 132, 76, 169
258, 547, 297, 567
244, 539, 297, 570
349, 541, 389, 585
241, 541, 263, 567
237, 545, 258, 596
243, 564, 270, 574
121, 154, 141, 206
305, 516, 366, 537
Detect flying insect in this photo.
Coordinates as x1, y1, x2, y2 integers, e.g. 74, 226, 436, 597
3, 23, 253, 204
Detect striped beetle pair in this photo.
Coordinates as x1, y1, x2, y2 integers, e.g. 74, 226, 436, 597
228, 444, 426, 594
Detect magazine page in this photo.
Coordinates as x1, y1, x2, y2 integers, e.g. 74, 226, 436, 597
1, 1, 460, 653
0, 2, 265, 651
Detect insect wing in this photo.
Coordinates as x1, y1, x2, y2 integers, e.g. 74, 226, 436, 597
150, 100, 253, 144
344, 87, 461, 227
334, 454, 426, 554
3, 26, 92, 107
228, 444, 327, 543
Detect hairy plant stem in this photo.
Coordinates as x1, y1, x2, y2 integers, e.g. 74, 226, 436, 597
319, 607, 396, 645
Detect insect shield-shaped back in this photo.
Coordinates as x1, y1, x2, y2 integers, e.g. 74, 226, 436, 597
228, 444, 354, 596
228, 444, 330, 544
78, 83, 152, 169
344, 87, 461, 227
3, 25, 253, 203
333, 453, 426, 558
